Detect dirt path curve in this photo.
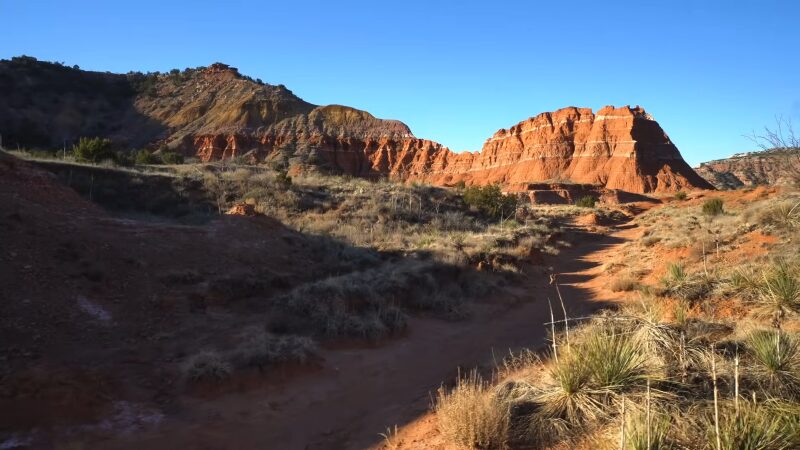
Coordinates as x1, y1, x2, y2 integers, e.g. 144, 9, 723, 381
103, 219, 643, 450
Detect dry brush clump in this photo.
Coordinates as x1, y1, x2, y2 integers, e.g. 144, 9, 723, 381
268, 259, 490, 339
181, 327, 319, 383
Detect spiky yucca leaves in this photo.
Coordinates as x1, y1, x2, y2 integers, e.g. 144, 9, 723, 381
535, 353, 606, 427
667, 263, 687, 284
584, 330, 650, 393
434, 370, 510, 449
757, 262, 800, 324
704, 400, 800, 450
746, 330, 800, 396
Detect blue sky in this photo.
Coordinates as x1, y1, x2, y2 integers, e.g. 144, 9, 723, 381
2, 0, 798, 165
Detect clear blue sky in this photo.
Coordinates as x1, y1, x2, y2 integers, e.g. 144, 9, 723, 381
2, 0, 798, 165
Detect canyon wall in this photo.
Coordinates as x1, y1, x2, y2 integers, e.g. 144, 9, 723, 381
192, 105, 713, 193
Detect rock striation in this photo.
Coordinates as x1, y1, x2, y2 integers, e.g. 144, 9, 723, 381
0, 57, 713, 194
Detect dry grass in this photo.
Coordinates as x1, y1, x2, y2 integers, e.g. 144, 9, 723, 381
431, 191, 800, 449
610, 273, 640, 292
434, 371, 510, 449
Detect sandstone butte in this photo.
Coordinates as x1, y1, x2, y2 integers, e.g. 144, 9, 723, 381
192, 104, 714, 194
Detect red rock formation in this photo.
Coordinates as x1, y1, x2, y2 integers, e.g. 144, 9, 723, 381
0, 59, 711, 194
190, 106, 713, 194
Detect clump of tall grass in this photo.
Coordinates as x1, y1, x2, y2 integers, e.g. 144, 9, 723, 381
746, 330, 800, 396
434, 371, 510, 449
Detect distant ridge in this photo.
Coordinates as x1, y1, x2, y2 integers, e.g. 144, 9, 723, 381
0, 56, 712, 193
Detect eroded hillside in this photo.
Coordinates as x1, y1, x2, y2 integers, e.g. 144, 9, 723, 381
0, 56, 711, 194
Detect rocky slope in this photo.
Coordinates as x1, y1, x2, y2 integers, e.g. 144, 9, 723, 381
0, 56, 712, 193
695, 148, 800, 189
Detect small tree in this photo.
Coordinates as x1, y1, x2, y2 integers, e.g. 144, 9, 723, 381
73, 137, 115, 163
675, 191, 688, 201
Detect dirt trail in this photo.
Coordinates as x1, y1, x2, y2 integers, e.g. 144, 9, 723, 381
100, 219, 642, 450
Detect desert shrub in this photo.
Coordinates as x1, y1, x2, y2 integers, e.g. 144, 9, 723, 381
575, 196, 597, 208
270, 258, 487, 339
134, 149, 160, 165
641, 235, 661, 247
233, 327, 318, 370
610, 273, 640, 292
73, 137, 115, 163
746, 330, 800, 396
702, 198, 725, 216
463, 184, 518, 220
181, 351, 232, 382
160, 151, 185, 164
674, 191, 688, 201
434, 371, 510, 449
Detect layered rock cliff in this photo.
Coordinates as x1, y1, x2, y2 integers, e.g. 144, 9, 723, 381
0, 56, 713, 193
695, 148, 800, 189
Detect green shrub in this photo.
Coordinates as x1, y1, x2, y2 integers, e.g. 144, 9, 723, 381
702, 198, 725, 216
674, 191, 688, 201
134, 149, 160, 165
160, 151, 184, 164
463, 184, 518, 220
575, 196, 597, 208
72, 137, 115, 163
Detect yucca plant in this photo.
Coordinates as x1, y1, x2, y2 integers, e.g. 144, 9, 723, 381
535, 353, 605, 426
667, 263, 687, 284
746, 330, 800, 396
757, 262, 800, 325
584, 331, 649, 393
